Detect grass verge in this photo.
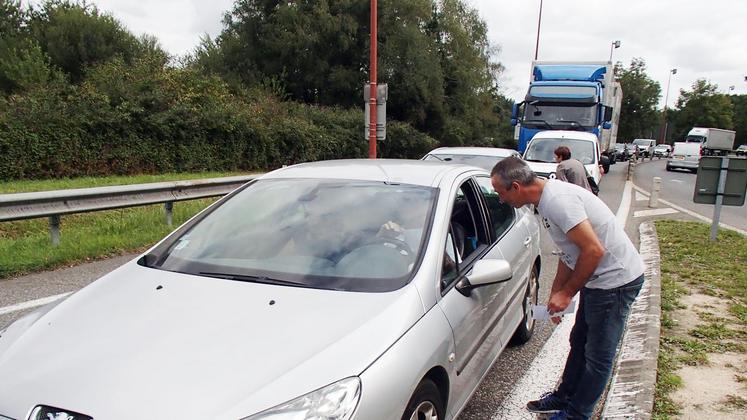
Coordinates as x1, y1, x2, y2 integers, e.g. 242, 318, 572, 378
653, 220, 747, 419
0, 172, 251, 278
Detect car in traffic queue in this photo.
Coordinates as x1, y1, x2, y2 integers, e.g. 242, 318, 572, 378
666, 142, 702, 173
653, 144, 672, 159
736, 144, 747, 156
422, 147, 522, 171
0, 159, 542, 420
522, 130, 604, 186
612, 143, 631, 162
632, 139, 656, 158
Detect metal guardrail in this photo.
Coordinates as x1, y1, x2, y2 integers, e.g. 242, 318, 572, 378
0, 175, 257, 245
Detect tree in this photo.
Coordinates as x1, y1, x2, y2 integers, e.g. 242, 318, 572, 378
616, 58, 661, 142
729, 94, 747, 148
672, 79, 734, 140
28, 0, 164, 83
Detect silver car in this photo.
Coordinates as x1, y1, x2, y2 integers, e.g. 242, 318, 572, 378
0, 160, 541, 420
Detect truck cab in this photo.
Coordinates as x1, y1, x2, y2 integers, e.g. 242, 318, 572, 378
511, 62, 621, 154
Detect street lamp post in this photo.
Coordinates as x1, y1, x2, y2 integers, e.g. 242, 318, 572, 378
659, 68, 677, 144
608, 40, 621, 62
534, 0, 543, 60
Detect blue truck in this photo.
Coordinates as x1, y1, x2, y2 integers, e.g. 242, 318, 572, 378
511, 61, 622, 154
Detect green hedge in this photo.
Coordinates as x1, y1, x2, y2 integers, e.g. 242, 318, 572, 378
0, 57, 437, 180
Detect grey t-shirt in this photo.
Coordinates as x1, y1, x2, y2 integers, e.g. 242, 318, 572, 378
538, 180, 644, 289
556, 159, 592, 192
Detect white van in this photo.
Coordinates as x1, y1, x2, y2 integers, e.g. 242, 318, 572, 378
522, 130, 603, 185
666, 142, 701, 173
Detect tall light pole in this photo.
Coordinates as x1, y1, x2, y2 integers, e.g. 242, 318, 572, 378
368, 0, 378, 159
608, 40, 621, 62
534, 0, 543, 60
659, 68, 677, 144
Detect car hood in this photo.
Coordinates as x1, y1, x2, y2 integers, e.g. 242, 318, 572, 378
0, 261, 424, 419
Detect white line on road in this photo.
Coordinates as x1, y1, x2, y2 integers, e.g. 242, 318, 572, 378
0, 292, 71, 316
634, 208, 679, 218
635, 191, 647, 201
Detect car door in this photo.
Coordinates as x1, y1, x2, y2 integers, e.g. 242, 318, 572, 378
437, 176, 529, 412
473, 175, 534, 345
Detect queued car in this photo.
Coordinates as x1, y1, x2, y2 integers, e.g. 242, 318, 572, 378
653, 144, 672, 159
666, 142, 702, 173
612, 143, 631, 162
0, 160, 541, 420
736, 144, 747, 156
522, 130, 604, 186
632, 138, 656, 158
422, 147, 521, 171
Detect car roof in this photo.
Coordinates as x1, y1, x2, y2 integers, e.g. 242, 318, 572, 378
260, 159, 477, 187
426, 147, 519, 157
531, 130, 599, 142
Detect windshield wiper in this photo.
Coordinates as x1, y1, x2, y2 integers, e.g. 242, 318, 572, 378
522, 119, 554, 129
198, 272, 304, 287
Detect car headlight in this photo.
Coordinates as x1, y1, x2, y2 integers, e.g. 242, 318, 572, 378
242, 377, 361, 420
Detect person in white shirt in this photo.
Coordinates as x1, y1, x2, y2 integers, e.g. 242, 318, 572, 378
490, 156, 644, 420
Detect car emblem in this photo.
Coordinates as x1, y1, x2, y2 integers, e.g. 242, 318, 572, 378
28, 406, 93, 420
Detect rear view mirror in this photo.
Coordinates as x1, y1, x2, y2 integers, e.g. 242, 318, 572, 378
456, 259, 513, 296
603, 106, 613, 122
602, 121, 612, 129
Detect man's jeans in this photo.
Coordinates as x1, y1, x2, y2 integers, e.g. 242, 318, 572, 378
556, 274, 644, 419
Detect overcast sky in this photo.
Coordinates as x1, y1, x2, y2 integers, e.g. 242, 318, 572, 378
34, 0, 747, 107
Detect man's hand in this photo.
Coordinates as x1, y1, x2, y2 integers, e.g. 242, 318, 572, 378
548, 289, 574, 315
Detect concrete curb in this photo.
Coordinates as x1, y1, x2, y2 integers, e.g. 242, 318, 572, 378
601, 221, 661, 419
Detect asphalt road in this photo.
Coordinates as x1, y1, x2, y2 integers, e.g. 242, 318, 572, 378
0, 161, 638, 419
632, 156, 747, 231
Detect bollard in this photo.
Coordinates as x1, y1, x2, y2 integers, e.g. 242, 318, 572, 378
49, 215, 61, 247
648, 177, 661, 208
164, 202, 174, 226
627, 159, 636, 181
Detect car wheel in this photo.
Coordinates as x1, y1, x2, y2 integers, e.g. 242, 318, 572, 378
401, 379, 445, 420
665, 165, 672, 171
511, 265, 539, 345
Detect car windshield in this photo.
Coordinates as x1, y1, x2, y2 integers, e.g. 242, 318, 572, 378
523, 103, 596, 128
633, 139, 653, 147
524, 138, 597, 164
423, 153, 511, 170
151, 179, 437, 292
615, 144, 627, 151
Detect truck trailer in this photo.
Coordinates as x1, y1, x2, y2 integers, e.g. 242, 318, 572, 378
511, 61, 622, 154
685, 127, 736, 156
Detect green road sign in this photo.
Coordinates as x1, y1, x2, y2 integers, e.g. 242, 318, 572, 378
693, 157, 747, 206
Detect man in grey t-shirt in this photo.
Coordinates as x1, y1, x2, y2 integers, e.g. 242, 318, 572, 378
490, 157, 644, 420
554, 146, 592, 193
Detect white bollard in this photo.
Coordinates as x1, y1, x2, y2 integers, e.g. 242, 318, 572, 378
649, 177, 661, 208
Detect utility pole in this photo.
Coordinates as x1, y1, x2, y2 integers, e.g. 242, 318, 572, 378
659, 68, 677, 144
534, 0, 543, 60
368, 0, 378, 159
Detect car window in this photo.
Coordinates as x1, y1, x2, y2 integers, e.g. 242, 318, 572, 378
474, 176, 515, 240
150, 179, 437, 292
441, 180, 490, 290
524, 138, 596, 164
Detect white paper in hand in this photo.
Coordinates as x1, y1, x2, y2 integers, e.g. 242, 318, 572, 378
532, 298, 577, 320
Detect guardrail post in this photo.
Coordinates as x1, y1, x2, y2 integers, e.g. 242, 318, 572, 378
649, 177, 661, 208
164, 202, 174, 226
49, 215, 60, 247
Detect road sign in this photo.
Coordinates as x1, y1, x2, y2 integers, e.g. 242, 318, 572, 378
693, 157, 747, 206
364, 83, 387, 140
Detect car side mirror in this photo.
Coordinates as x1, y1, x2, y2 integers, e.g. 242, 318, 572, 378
602, 121, 612, 129
456, 259, 513, 297
603, 105, 613, 122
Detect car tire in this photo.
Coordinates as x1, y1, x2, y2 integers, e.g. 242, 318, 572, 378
510, 265, 539, 345
665, 165, 672, 171
401, 379, 445, 420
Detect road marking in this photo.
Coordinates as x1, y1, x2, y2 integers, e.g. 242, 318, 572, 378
635, 191, 647, 201
670, 179, 683, 183
634, 208, 679, 218
0, 292, 71, 316
632, 184, 747, 236
615, 181, 633, 227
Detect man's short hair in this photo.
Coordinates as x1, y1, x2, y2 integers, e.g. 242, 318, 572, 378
491, 156, 537, 189
554, 146, 571, 161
